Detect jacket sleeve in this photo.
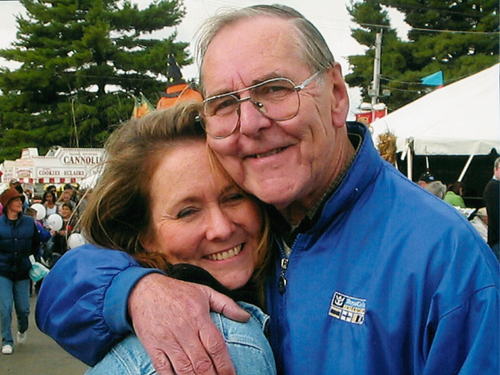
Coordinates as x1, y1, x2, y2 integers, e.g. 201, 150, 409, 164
36, 221, 52, 244
31, 221, 41, 261
422, 238, 500, 375
35, 244, 164, 366
423, 286, 499, 374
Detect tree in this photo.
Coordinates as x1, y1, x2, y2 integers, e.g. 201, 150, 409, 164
346, 0, 499, 112
0, 0, 189, 161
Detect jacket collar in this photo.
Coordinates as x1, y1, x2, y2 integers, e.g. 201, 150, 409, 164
310, 122, 384, 234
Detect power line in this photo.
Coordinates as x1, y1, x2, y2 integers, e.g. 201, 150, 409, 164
358, 22, 499, 35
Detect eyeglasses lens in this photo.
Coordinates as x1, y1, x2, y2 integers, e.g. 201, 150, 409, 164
203, 78, 300, 138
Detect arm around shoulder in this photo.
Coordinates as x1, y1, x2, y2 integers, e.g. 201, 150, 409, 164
35, 244, 164, 366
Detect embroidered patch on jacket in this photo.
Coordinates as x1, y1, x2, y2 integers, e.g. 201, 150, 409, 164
329, 291, 366, 325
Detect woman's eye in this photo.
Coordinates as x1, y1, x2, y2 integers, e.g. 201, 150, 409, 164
176, 207, 200, 219
223, 193, 246, 205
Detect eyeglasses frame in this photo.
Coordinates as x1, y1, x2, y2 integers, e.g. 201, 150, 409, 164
202, 71, 321, 139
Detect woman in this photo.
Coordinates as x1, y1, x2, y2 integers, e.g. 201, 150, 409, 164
41, 190, 58, 221
72, 101, 275, 374
0, 188, 40, 355
444, 181, 466, 208
56, 189, 75, 211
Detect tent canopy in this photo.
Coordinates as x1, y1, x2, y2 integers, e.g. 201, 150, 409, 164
371, 64, 500, 156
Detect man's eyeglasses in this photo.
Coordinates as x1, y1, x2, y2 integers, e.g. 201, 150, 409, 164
201, 72, 321, 139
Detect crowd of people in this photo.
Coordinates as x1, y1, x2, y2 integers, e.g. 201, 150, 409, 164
417, 166, 499, 260
0, 179, 91, 355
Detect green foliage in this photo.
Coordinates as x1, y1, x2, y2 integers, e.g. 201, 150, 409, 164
345, 0, 499, 112
0, 0, 188, 161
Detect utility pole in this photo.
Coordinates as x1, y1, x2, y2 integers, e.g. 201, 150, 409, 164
371, 31, 383, 106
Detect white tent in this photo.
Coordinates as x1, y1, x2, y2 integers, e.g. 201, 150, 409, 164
371, 63, 500, 180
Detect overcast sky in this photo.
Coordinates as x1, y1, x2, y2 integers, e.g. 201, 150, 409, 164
0, 0, 408, 115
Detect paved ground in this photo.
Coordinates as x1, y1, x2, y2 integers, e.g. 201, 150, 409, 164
0, 295, 89, 374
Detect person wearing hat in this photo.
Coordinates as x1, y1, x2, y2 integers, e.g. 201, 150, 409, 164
417, 172, 436, 188
0, 188, 40, 355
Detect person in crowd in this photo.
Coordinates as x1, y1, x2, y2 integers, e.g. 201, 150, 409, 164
45, 185, 58, 199
48, 203, 75, 267
423, 180, 446, 199
24, 207, 52, 293
40, 190, 58, 263
0, 188, 40, 355
483, 156, 500, 258
444, 181, 466, 208
41, 190, 58, 222
63, 183, 79, 205
417, 172, 435, 188
56, 189, 75, 211
36, 4, 499, 375
469, 207, 489, 244
24, 189, 33, 206
24, 207, 52, 257
39, 102, 276, 374
12, 183, 30, 211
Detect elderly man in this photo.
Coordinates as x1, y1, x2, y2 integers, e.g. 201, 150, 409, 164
36, 5, 499, 375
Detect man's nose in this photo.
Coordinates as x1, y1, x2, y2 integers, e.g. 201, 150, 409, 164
238, 99, 273, 137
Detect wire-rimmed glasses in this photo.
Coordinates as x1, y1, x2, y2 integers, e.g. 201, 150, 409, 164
202, 72, 321, 139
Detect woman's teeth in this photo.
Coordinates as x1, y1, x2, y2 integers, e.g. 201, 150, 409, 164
207, 245, 242, 261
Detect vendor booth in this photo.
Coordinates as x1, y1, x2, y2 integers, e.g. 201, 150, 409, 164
0, 147, 104, 194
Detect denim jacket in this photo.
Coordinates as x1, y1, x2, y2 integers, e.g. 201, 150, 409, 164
85, 302, 276, 375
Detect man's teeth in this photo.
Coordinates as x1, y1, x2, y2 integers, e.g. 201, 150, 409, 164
254, 148, 282, 158
207, 245, 242, 261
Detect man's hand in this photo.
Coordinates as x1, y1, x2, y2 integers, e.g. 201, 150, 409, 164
128, 273, 250, 375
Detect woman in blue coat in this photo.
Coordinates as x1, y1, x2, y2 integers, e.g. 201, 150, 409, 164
0, 188, 40, 355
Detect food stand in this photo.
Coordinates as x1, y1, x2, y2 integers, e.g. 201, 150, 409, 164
0, 147, 104, 194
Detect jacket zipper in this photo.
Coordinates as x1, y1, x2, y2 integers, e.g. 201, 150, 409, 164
278, 236, 297, 294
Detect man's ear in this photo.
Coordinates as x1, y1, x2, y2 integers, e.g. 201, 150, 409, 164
327, 63, 350, 128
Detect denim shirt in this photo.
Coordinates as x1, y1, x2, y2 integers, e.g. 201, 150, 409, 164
85, 302, 276, 375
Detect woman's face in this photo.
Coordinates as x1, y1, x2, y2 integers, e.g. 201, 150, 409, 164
143, 141, 263, 290
46, 193, 54, 202
8, 197, 23, 214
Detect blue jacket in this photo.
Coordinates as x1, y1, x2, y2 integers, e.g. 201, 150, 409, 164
36, 123, 500, 373
36, 221, 51, 244
36, 247, 161, 365
266, 123, 500, 374
0, 214, 39, 281
85, 302, 276, 375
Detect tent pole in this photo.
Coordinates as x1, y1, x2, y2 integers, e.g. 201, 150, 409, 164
458, 154, 474, 182
407, 145, 413, 180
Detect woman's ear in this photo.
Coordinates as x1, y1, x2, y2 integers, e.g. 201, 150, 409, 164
327, 63, 350, 128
